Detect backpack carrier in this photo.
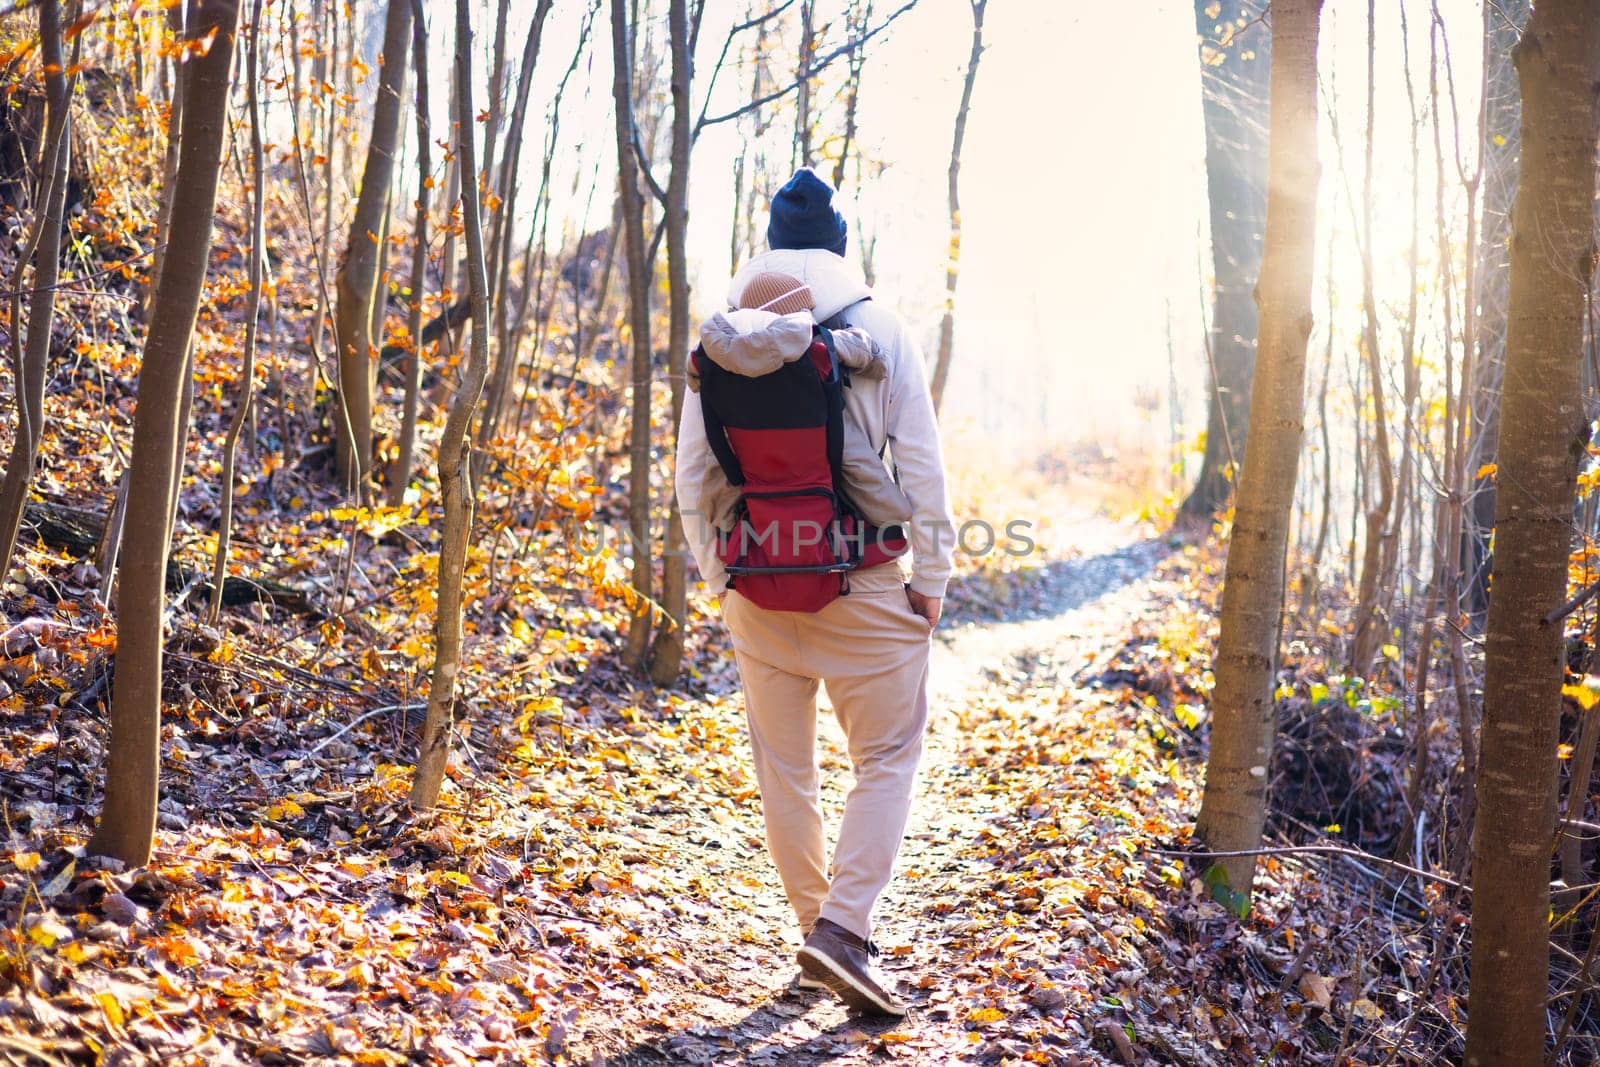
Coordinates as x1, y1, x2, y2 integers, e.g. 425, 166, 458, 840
694, 321, 908, 613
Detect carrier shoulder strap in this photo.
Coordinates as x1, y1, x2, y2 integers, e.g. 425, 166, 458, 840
693, 346, 745, 486
818, 296, 871, 331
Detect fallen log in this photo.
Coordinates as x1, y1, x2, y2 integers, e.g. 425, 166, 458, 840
20, 500, 324, 617
378, 296, 470, 369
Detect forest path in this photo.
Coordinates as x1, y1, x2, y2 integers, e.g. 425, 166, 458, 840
587, 510, 1183, 1066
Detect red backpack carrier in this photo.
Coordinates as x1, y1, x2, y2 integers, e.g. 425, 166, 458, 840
693, 322, 908, 613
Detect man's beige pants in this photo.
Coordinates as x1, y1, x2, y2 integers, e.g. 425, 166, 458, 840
720, 562, 931, 941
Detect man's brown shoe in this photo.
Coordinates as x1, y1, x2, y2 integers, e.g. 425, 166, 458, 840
796, 918, 907, 1016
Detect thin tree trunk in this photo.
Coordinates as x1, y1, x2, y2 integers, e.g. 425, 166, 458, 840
88, 0, 241, 868
0, 0, 73, 578
315, 0, 338, 362
793, 0, 814, 169
410, 0, 493, 811
1464, 5, 1600, 1062
437, 70, 461, 365
209, 0, 267, 625
480, 0, 513, 199
389, 0, 433, 508
1464, 0, 1529, 628
477, 2, 555, 454
648, 0, 693, 686
832, 0, 872, 191
927, 0, 985, 415
613, 0, 654, 669
1178, 0, 1271, 521
1192, 0, 1322, 900
1348, 0, 1396, 679
333, 0, 412, 493
145, 1, 186, 315
1559, 687, 1600, 921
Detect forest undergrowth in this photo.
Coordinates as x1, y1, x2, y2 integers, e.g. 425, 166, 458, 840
0, 454, 1485, 1066
0, 13, 1567, 1062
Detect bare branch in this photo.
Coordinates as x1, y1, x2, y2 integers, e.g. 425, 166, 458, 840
696, 0, 921, 134
631, 120, 669, 204
693, 0, 800, 139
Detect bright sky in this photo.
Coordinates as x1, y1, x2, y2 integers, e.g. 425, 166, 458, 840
442, 0, 1487, 459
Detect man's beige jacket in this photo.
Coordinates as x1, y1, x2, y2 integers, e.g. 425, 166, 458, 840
674, 249, 955, 599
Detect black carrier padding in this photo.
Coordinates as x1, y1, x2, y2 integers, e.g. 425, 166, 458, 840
693, 349, 747, 486
699, 347, 829, 430
816, 328, 847, 497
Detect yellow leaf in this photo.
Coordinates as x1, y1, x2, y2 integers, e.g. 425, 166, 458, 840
1381, 643, 1400, 662
267, 798, 305, 820
13, 851, 41, 872
1477, 463, 1498, 480
97, 991, 125, 1031
1565, 679, 1600, 711
966, 1006, 1005, 1025
28, 917, 71, 948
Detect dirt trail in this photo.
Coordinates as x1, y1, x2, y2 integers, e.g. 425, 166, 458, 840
588, 511, 1171, 1065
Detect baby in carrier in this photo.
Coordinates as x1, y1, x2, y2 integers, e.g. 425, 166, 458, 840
688, 269, 911, 548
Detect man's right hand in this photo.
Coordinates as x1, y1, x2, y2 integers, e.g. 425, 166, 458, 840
906, 588, 942, 630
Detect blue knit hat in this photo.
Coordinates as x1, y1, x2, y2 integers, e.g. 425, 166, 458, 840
767, 169, 848, 256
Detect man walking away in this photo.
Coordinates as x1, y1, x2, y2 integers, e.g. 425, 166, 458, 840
675, 168, 955, 1015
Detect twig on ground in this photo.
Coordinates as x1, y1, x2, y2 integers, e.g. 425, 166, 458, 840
307, 704, 421, 756
1151, 843, 1468, 892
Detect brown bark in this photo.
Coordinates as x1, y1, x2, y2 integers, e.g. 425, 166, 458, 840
0, 0, 73, 578
1179, 1, 1270, 521
410, 0, 493, 811
1464, 0, 1530, 628
209, 0, 266, 625
1348, 0, 1396, 678
832, 0, 872, 191
1192, 0, 1322, 900
927, 0, 985, 415
477, 2, 555, 453
145, 1, 187, 316
648, 0, 693, 686
333, 0, 412, 493
388, 0, 433, 508
794, 0, 814, 169
613, 0, 654, 669
1465, 4, 1600, 1062
88, 0, 241, 868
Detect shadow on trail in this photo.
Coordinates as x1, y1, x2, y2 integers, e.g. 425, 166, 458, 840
942, 537, 1170, 628
604, 991, 904, 1065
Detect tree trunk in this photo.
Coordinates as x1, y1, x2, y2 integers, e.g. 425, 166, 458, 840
1464, 0, 1530, 628
333, 0, 412, 493
927, 0, 985, 415
1465, 4, 1600, 1062
832, 0, 873, 191
477, 3, 555, 454
1178, 1, 1271, 521
612, 0, 654, 669
794, 0, 814, 169
0, 0, 72, 578
410, 0, 493, 811
209, 0, 266, 625
145, 1, 187, 317
1192, 0, 1322, 901
648, 0, 693, 686
388, 0, 433, 508
87, 0, 241, 868
1347, 0, 1396, 678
